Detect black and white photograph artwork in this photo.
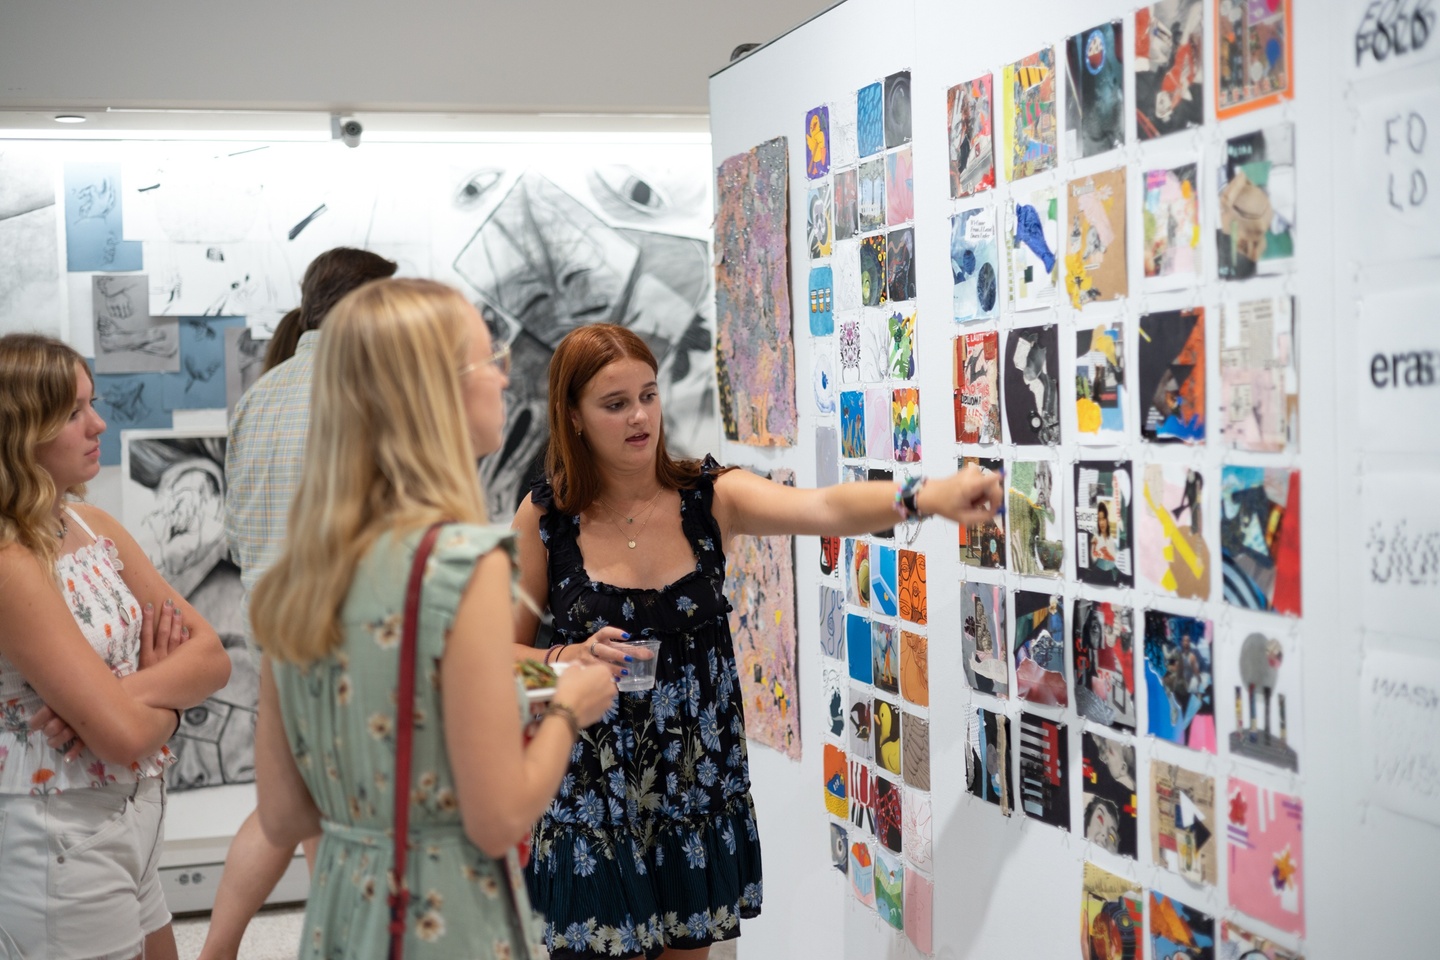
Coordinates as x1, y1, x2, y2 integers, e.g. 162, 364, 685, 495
92, 275, 181, 374
123, 429, 256, 791
449, 166, 719, 518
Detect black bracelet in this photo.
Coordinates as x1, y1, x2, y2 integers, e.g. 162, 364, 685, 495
169, 708, 183, 739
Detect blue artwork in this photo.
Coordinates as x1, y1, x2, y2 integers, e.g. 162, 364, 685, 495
871, 545, 898, 617
840, 390, 865, 458
1143, 610, 1216, 753
1066, 21, 1125, 158
809, 266, 834, 336
1014, 203, 1057, 274
847, 611, 873, 684
90, 368, 172, 465
857, 82, 884, 158
951, 206, 999, 321
163, 316, 246, 411
64, 163, 143, 272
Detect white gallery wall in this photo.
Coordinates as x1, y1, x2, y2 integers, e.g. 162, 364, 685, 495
710, 0, 1439, 957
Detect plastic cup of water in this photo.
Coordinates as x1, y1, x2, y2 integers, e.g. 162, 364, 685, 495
615, 639, 662, 692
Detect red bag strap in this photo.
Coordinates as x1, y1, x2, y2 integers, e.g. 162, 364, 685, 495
388, 521, 447, 960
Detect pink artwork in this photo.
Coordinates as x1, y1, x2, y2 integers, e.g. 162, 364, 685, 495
725, 468, 800, 759
886, 147, 915, 225
902, 786, 933, 872
904, 866, 934, 955
866, 386, 893, 459
714, 137, 796, 445
1227, 779, 1304, 936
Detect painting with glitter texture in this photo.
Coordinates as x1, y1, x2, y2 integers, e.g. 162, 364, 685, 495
724, 468, 799, 758
714, 137, 796, 446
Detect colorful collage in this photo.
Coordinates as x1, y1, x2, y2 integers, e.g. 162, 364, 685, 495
803, 6, 1309, 952
812, 83, 931, 938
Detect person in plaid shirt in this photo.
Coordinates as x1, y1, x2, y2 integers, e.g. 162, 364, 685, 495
200, 248, 396, 960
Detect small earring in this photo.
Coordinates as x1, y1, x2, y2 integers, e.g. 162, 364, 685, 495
576, 428, 582, 436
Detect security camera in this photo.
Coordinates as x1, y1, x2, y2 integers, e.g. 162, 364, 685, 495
331, 115, 363, 148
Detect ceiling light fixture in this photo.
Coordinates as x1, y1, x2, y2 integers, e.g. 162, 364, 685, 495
53, 114, 87, 123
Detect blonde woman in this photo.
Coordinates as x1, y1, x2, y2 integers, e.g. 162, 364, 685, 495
0, 333, 231, 960
251, 278, 617, 960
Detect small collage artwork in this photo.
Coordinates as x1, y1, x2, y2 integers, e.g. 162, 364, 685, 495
807, 2, 1303, 957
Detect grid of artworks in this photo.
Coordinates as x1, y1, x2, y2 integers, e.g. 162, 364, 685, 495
812, 84, 929, 938
806, 3, 1304, 956
819, 542, 933, 950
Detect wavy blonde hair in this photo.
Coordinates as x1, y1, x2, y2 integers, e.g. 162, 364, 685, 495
0, 334, 91, 577
252, 279, 489, 664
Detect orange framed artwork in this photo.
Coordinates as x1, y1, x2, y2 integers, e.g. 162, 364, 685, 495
1215, 0, 1295, 119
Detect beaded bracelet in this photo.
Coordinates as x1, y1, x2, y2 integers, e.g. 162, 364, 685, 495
893, 475, 927, 521
543, 702, 582, 739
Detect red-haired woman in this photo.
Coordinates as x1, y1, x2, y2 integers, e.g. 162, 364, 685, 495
514, 323, 1002, 959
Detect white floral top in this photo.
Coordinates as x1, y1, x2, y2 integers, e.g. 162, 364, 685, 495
0, 507, 175, 795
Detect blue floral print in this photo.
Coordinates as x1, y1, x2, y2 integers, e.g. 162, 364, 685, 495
524, 459, 762, 958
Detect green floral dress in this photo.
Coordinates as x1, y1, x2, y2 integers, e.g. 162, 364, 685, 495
271, 524, 544, 960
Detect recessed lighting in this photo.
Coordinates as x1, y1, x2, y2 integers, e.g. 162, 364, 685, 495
53, 114, 87, 123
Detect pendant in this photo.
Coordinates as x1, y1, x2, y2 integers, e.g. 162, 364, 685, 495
625, 518, 634, 524
628, 540, 637, 549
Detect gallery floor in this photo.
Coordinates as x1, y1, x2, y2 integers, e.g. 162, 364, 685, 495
171, 909, 739, 958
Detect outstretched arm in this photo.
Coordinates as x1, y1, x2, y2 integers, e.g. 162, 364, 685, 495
711, 462, 1004, 547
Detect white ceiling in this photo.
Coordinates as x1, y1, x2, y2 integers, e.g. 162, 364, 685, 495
0, 0, 836, 128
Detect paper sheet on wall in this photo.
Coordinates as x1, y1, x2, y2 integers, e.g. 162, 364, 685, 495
144, 241, 298, 331
1357, 284, 1440, 455
1361, 472, 1440, 641
0, 147, 63, 336
1347, 0, 1440, 80
1360, 646, 1440, 827
1349, 87, 1440, 262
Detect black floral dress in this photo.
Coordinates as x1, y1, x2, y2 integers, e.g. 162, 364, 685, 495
525, 458, 763, 959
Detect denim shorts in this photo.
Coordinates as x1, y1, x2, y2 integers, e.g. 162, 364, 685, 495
0, 777, 170, 960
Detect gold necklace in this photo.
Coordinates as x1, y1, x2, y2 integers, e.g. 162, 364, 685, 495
594, 489, 665, 549
595, 487, 664, 524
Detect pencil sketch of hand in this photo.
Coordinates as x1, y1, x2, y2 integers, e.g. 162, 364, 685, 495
96, 315, 177, 358
95, 276, 142, 319
72, 178, 118, 222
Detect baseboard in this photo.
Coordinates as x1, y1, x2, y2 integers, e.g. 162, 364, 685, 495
160, 837, 309, 915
